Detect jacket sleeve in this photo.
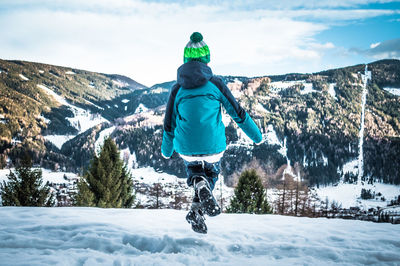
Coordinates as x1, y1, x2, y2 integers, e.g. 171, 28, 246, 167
210, 76, 262, 143
161, 83, 180, 158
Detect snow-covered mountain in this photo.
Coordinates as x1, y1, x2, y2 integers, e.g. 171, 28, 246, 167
1, 58, 400, 212
0, 207, 399, 265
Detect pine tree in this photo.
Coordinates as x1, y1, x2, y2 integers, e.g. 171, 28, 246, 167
75, 137, 135, 208
227, 169, 272, 214
0, 155, 54, 206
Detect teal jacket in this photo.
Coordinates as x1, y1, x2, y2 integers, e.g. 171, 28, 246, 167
161, 61, 262, 157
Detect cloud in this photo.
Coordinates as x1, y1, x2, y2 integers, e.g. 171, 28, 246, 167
351, 38, 400, 59
0, 0, 398, 85
370, 42, 381, 49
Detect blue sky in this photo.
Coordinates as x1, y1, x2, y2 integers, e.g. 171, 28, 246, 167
0, 0, 399, 86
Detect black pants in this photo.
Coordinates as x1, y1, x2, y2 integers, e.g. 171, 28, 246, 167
183, 160, 221, 191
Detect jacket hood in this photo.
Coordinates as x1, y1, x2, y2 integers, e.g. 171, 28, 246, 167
177, 61, 213, 89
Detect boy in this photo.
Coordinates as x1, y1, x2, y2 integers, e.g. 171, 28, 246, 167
161, 32, 262, 234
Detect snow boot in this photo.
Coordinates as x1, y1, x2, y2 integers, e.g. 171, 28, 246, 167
186, 202, 207, 234
194, 175, 221, 217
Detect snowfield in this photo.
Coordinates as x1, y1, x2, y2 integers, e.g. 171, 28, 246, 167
0, 207, 399, 266
383, 87, 400, 96
315, 182, 400, 209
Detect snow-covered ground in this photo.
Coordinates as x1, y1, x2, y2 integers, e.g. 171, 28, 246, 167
94, 126, 116, 154
44, 135, 75, 150
269, 80, 303, 91
383, 87, 400, 96
0, 207, 399, 266
328, 83, 337, 99
300, 83, 318, 95
0, 168, 78, 185
38, 84, 108, 134
112, 79, 129, 88
134, 103, 149, 114
315, 182, 400, 209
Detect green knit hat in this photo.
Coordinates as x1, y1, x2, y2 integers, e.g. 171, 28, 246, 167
183, 32, 210, 64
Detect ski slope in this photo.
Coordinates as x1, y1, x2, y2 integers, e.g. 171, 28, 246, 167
0, 207, 399, 266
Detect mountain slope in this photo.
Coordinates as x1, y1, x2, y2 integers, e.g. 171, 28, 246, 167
1, 59, 399, 188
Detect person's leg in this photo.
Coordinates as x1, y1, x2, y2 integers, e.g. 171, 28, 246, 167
203, 161, 221, 191
183, 160, 208, 233
184, 160, 205, 202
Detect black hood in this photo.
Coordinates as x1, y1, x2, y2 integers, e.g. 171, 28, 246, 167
177, 61, 213, 89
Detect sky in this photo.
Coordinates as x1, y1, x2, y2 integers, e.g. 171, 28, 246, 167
0, 0, 399, 87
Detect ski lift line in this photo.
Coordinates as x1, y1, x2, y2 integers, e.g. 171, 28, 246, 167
357, 65, 371, 186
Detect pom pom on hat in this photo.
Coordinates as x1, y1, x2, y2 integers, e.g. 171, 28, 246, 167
184, 32, 210, 64
190, 32, 203, 43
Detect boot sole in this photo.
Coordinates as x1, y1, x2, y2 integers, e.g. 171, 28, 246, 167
186, 211, 207, 234
198, 186, 221, 217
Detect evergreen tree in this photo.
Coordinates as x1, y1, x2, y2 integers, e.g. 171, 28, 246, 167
75, 137, 134, 208
0, 155, 54, 206
227, 169, 272, 214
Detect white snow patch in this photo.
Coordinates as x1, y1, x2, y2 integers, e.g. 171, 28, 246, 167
383, 87, 400, 96
221, 112, 231, 127
44, 135, 75, 150
65, 71, 76, 75
11, 138, 21, 145
328, 83, 337, 99
263, 124, 282, 147
37, 84, 70, 105
84, 99, 104, 110
0, 168, 78, 187
134, 103, 149, 114
149, 87, 168, 94
37, 114, 50, 124
37, 84, 108, 133
120, 147, 138, 170
256, 103, 270, 114
131, 167, 182, 185
1, 207, 399, 265
315, 182, 400, 209
112, 79, 129, 88
300, 83, 319, 95
269, 80, 299, 91
19, 74, 29, 81
95, 126, 116, 154
342, 159, 358, 176
322, 153, 328, 166
121, 99, 130, 104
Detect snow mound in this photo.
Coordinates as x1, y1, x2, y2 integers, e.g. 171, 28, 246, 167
0, 207, 399, 265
